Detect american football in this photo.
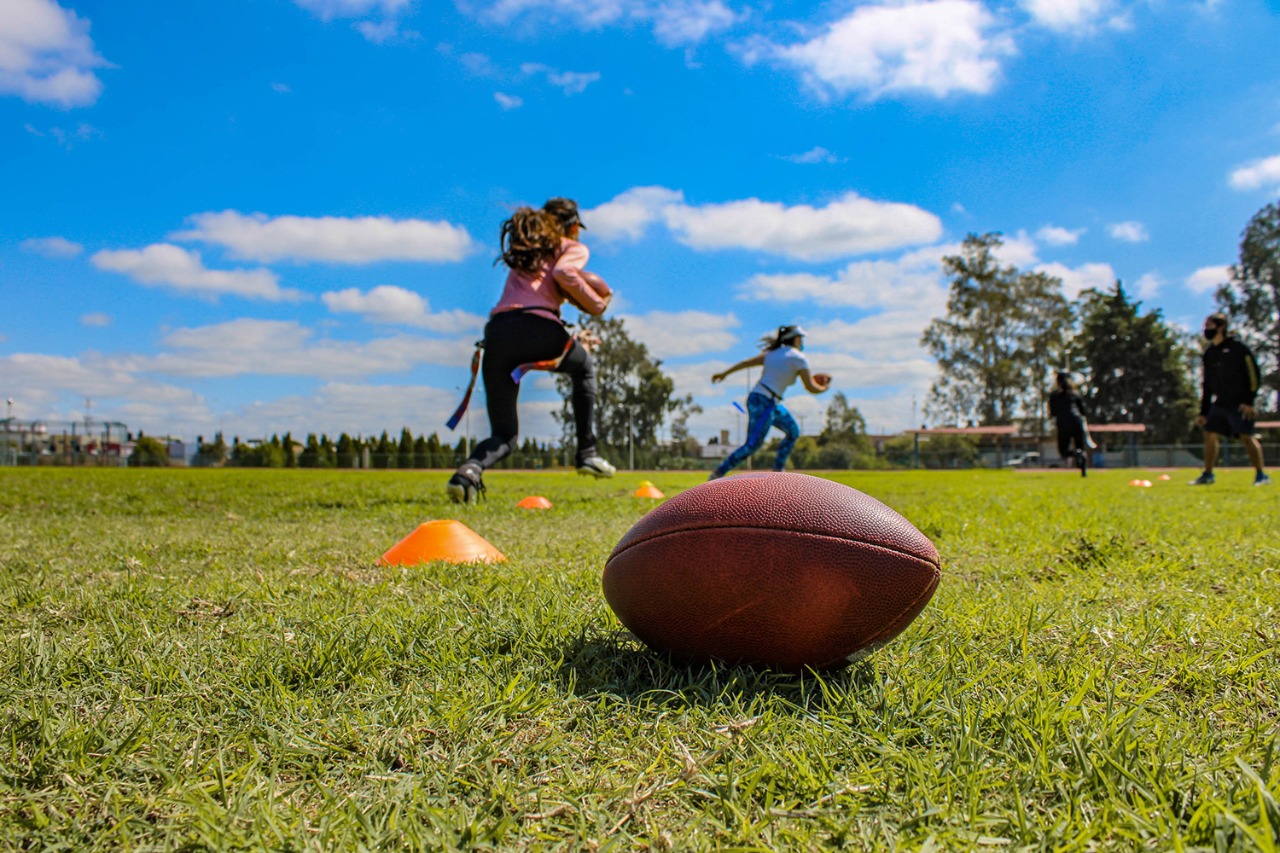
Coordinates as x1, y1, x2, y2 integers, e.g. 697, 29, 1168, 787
602, 472, 940, 670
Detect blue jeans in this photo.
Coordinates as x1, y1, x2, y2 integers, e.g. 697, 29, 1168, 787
716, 391, 800, 474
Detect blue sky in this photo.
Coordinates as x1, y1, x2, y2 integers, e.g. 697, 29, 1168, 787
3, 0, 1280, 448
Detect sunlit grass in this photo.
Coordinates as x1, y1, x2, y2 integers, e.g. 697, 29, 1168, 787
1, 467, 1277, 849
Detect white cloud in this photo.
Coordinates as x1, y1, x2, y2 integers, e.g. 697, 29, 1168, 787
1035, 224, 1083, 246
322, 285, 485, 332
231, 381, 464, 440
271, 82, 292, 94
1133, 272, 1162, 300
1020, 0, 1114, 31
0, 0, 108, 107
737, 246, 948, 313
20, 235, 82, 257
478, 0, 737, 46
619, 310, 740, 358
748, 0, 1015, 100
90, 244, 304, 302
582, 186, 686, 241
663, 191, 943, 260
1228, 154, 1280, 193
1185, 265, 1230, 295
494, 91, 523, 109
172, 211, 475, 264
781, 146, 845, 164
80, 312, 111, 327
1035, 261, 1115, 298
106, 319, 468, 380
293, 0, 413, 41
1107, 220, 1148, 243
521, 62, 601, 94
651, 0, 739, 46
994, 231, 1041, 267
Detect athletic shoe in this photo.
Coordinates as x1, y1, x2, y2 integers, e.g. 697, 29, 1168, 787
1190, 471, 1215, 486
576, 455, 616, 479
447, 462, 485, 503
1076, 450, 1087, 478
1255, 471, 1272, 486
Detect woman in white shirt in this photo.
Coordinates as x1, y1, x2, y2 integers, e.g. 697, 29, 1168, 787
709, 325, 829, 479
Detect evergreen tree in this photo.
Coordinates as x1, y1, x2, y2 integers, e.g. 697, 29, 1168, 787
398, 428, 415, 469
1073, 282, 1198, 442
335, 433, 355, 467
1216, 200, 1280, 411
374, 431, 393, 468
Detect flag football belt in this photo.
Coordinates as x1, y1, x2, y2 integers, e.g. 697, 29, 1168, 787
445, 333, 577, 431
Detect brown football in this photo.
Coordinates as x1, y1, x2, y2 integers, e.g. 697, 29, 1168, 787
602, 472, 940, 670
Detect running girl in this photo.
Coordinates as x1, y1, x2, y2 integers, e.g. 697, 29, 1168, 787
447, 200, 614, 503
708, 325, 829, 480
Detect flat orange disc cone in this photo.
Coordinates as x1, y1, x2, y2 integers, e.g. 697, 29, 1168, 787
517, 495, 553, 509
379, 520, 506, 566
634, 484, 665, 499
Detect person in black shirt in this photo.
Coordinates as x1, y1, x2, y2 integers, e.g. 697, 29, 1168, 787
1191, 313, 1270, 486
1048, 371, 1091, 477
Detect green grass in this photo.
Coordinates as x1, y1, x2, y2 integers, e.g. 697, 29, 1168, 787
1, 466, 1278, 851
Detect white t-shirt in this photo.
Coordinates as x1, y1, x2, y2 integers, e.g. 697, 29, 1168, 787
753, 346, 810, 400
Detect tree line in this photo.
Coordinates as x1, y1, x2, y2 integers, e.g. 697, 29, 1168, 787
190, 429, 562, 469
921, 199, 1280, 441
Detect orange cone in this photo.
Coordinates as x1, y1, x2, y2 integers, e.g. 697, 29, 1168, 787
634, 484, 665, 499
517, 495, 553, 509
379, 520, 506, 566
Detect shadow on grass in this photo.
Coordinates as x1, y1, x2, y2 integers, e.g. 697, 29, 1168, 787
551, 629, 883, 711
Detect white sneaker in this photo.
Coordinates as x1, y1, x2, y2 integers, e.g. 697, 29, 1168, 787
576, 455, 616, 478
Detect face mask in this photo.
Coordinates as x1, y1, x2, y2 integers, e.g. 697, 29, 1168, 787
1204, 327, 1219, 340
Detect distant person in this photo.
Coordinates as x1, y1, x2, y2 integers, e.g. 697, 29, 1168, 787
447, 200, 615, 503
1048, 371, 1092, 477
1191, 312, 1270, 486
708, 325, 829, 480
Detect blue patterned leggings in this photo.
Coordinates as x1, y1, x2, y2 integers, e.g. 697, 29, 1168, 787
716, 391, 800, 474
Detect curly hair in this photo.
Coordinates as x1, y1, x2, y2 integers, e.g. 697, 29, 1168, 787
497, 208, 563, 273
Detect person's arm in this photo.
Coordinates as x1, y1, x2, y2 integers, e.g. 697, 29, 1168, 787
1240, 343, 1261, 419
797, 369, 828, 394
552, 243, 611, 316
1197, 351, 1212, 423
712, 354, 765, 384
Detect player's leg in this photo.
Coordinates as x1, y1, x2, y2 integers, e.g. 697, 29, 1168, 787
711, 393, 775, 479
770, 404, 801, 472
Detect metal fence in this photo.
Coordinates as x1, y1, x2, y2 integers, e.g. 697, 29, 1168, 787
0, 419, 131, 467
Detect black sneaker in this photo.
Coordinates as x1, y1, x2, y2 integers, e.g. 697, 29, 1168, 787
576, 455, 616, 479
1076, 450, 1087, 478
447, 462, 485, 503
1255, 471, 1272, 487
1190, 471, 1215, 486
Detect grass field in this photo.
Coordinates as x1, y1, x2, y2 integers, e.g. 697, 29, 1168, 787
1, 466, 1278, 851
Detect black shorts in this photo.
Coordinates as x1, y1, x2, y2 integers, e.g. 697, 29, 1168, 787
1204, 405, 1255, 437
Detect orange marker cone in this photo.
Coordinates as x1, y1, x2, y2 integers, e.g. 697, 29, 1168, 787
379, 520, 506, 566
517, 495, 553, 509
634, 484, 665, 499
1128, 479, 1152, 488
1159, 474, 1171, 481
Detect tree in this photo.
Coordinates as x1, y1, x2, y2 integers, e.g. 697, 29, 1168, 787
922, 233, 1073, 427
1216, 200, 1280, 411
335, 433, 355, 467
130, 434, 169, 467
554, 316, 699, 459
193, 432, 227, 467
398, 428, 415, 469
1072, 282, 1198, 442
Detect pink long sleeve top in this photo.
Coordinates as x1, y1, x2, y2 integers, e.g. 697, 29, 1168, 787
491, 238, 610, 323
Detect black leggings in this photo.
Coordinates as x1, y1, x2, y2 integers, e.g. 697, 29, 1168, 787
467, 311, 597, 470
1057, 419, 1086, 458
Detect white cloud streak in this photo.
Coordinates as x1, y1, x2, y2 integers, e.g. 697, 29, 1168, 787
1185, 265, 1230, 295
90, 244, 304, 302
478, 0, 739, 46
172, 211, 475, 264
521, 62, 601, 94
322, 285, 485, 332
1107, 220, 1149, 243
1035, 224, 1083, 246
1229, 154, 1280, 192
20, 235, 83, 257
746, 0, 1015, 100
0, 0, 108, 107
619, 310, 740, 358
584, 186, 941, 260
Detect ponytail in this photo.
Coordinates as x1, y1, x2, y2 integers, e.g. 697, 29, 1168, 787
497, 208, 563, 272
